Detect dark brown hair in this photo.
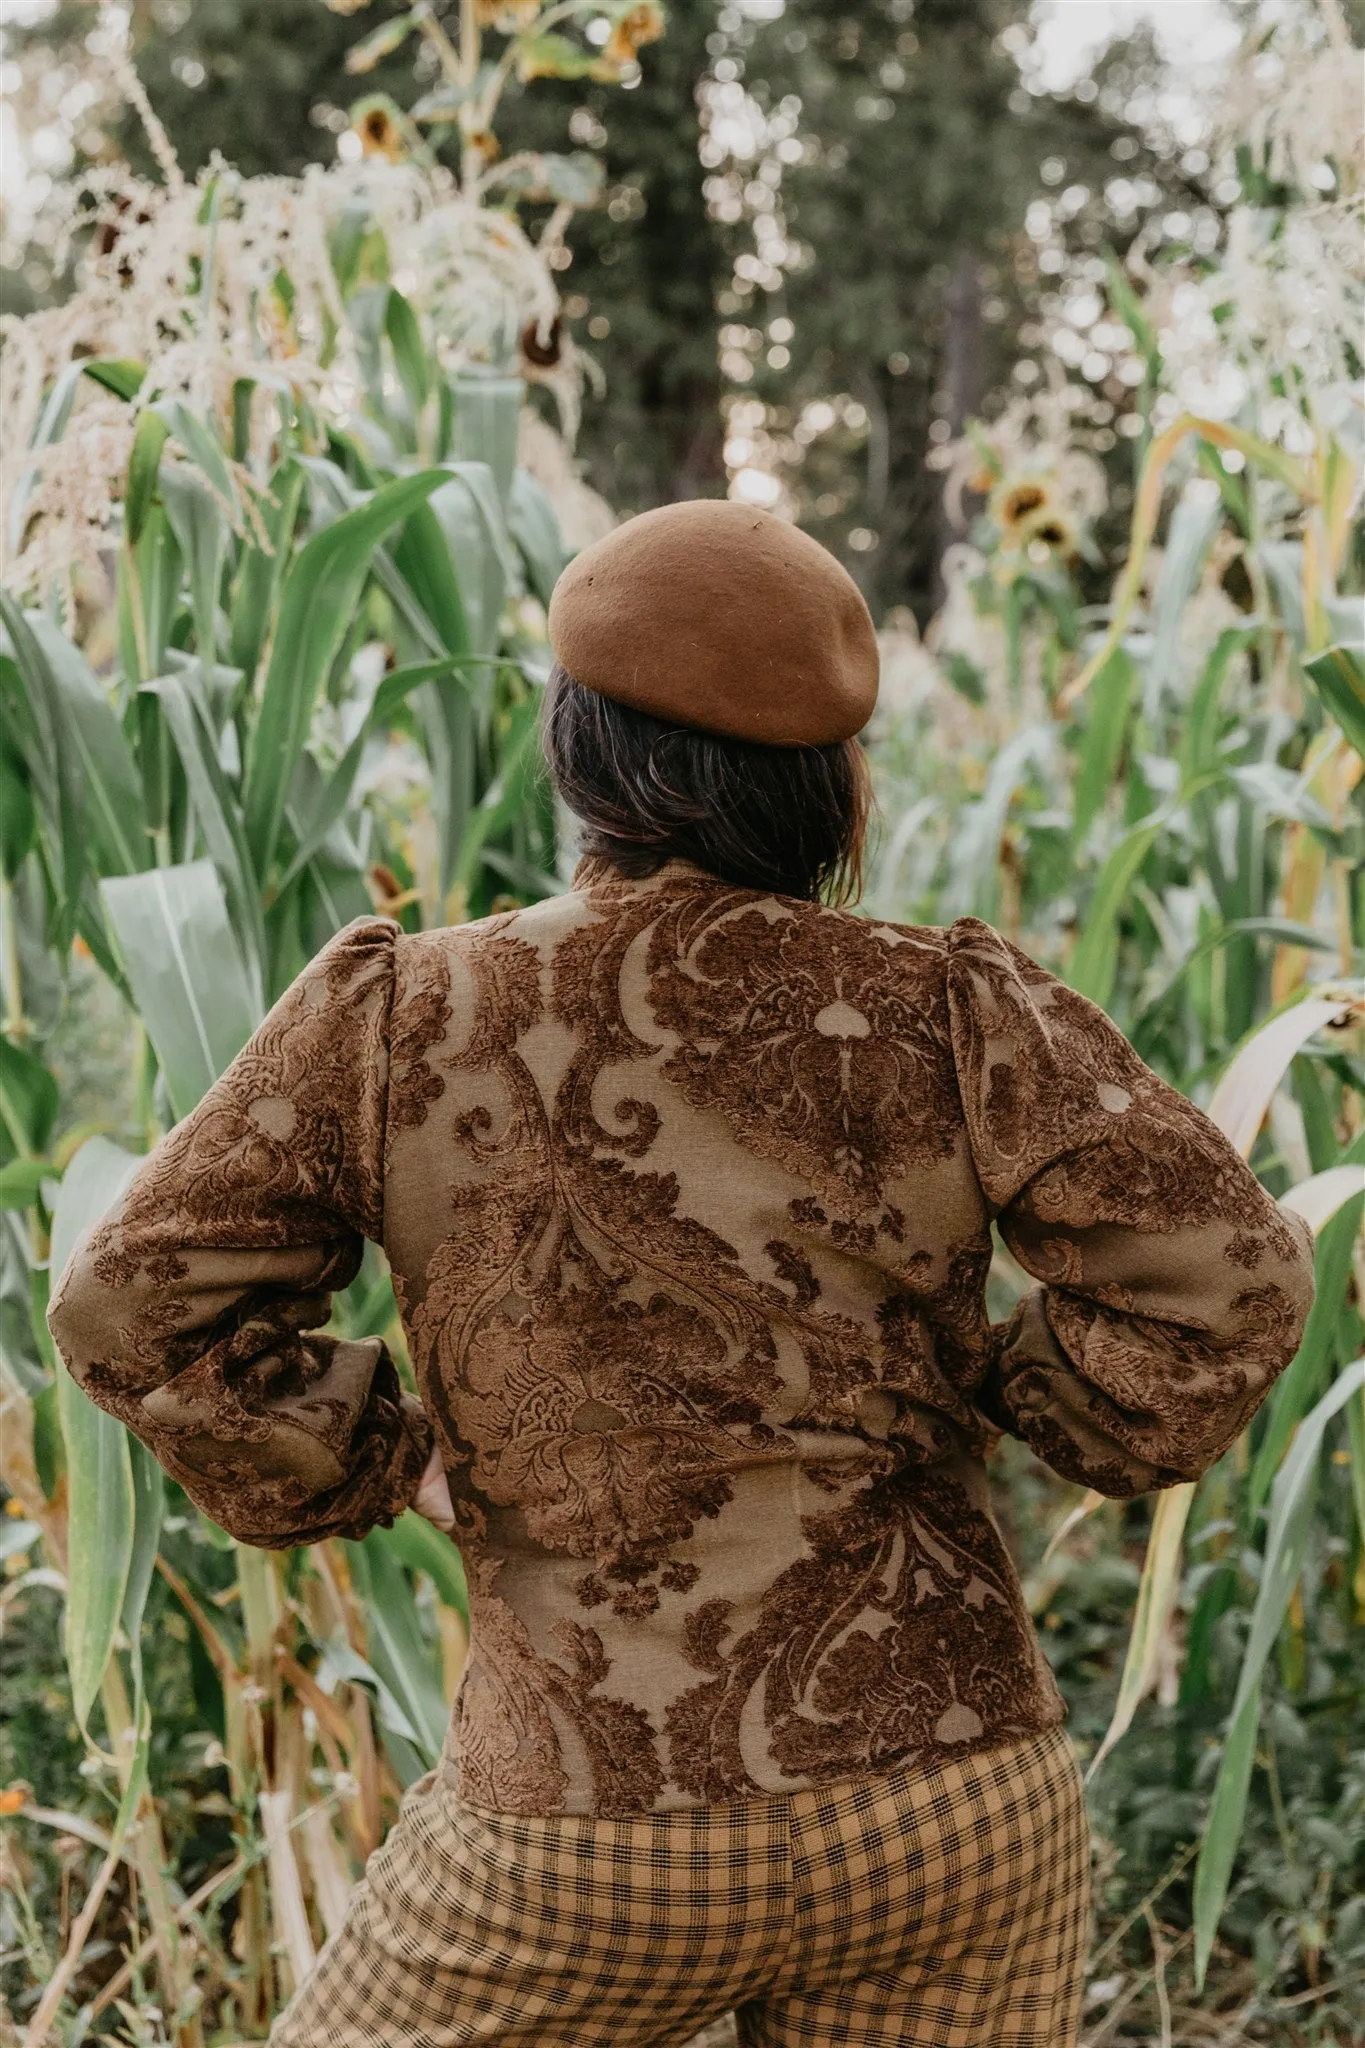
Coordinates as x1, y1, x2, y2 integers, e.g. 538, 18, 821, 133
541, 665, 872, 905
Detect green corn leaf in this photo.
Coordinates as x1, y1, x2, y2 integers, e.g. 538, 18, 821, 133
300, 456, 444, 655
314, 1639, 424, 1755
7, 360, 90, 557
1133, 919, 1339, 1037
273, 653, 474, 902
942, 724, 1054, 922
0, 1157, 51, 1208
272, 729, 372, 902
0, 601, 136, 944
1208, 997, 1358, 1159
0, 650, 57, 839
389, 500, 474, 657
1192, 1676, 1261, 1991
1068, 813, 1166, 1008
371, 654, 475, 727
384, 464, 504, 889
384, 286, 430, 418
377, 1511, 469, 1622
1103, 252, 1160, 376
507, 467, 566, 609
1280, 1162, 1365, 1236
244, 469, 448, 879
1193, 1355, 1365, 1987
1291, 1053, 1343, 1174
0, 708, 36, 880
229, 460, 306, 688
122, 1438, 164, 1697
291, 852, 374, 961
81, 358, 146, 402
1347, 1383, 1365, 1550
450, 377, 524, 513
0, 1037, 59, 1159
430, 461, 513, 658
1179, 626, 1259, 782
453, 693, 544, 891
50, 1136, 143, 1733
1302, 641, 1365, 761
144, 670, 266, 992
1145, 483, 1224, 711
160, 463, 228, 668
349, 1529, 450, 1764
1248, 1137, 1365, 1508
8, 355, 143, 550
119, 504, 183, 686
125, 408, 170, 549
1087, 1480, 1195, 1779
1069, 772, 1225, 1008
99, 860, 261, 1121
1070, 646, 1136, 845
151, 397, 238, 516
28, 616, 146, 876
345, 283, 391, 420
1225, 761, 1338, 835
1258, 541, 1307, 652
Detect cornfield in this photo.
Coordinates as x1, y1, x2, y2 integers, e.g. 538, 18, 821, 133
0, 3, 1362, 2043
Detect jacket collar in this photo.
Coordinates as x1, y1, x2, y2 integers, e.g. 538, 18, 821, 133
570, 855, 727, 897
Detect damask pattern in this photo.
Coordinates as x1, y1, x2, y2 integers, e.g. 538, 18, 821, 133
48, 923, 432, 1548
49, 862, 1315, 1813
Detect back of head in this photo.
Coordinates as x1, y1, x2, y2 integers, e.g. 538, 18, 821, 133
543, 501, 879, 903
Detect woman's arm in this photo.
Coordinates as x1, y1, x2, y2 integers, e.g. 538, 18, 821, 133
47, 919, 432, 1549
946, 917, 1315, 1498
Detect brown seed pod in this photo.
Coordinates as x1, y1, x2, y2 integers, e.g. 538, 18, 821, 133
521, 315, 563, 368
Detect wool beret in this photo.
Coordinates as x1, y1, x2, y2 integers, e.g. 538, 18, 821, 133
547, 499, 880, 746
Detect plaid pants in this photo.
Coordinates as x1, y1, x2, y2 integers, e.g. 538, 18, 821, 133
271, 1726, 1089, 2047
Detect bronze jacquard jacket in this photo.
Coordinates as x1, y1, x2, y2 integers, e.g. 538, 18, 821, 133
49, 858, 1315, 1814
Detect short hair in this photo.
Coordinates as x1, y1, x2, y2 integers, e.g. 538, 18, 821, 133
541, 665, 872, 905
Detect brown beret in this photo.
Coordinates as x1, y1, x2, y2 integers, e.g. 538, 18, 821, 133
547, 500, 879, 746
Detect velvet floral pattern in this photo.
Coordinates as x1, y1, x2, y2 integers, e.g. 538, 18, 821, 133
48, 861, 1315, 1814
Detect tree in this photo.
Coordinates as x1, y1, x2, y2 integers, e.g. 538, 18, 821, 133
497, 1, 730, 509
3, 0, 1203, 614
700, 0, 1202, 618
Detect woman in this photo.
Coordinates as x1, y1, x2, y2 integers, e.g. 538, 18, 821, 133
50, 501, 1314, 2046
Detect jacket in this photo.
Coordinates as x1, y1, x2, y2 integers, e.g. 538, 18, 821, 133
48, 857, 1316, 1814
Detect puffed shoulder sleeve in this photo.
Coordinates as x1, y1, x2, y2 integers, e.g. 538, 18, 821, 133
945, 917, 1315, 1498
47, 918, 433, 1548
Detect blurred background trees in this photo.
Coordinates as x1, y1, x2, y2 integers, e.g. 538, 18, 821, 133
5, 0, 1204, 608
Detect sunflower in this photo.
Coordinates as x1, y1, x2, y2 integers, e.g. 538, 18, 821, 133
1020, 509, 1078, 556
989, 474, 1056, 535
351, 96, 405, 161
603, 2, 665, 67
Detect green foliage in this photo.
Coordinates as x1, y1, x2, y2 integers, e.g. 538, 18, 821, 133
862, 15, 1365, 2008
0, 166, 564, 2036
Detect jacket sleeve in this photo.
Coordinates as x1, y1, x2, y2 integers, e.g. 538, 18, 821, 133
945, 917, 1315, 1498
47, 918, 432, 1549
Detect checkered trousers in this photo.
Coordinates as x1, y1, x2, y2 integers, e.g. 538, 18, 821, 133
269, 1725, 1089, 2047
